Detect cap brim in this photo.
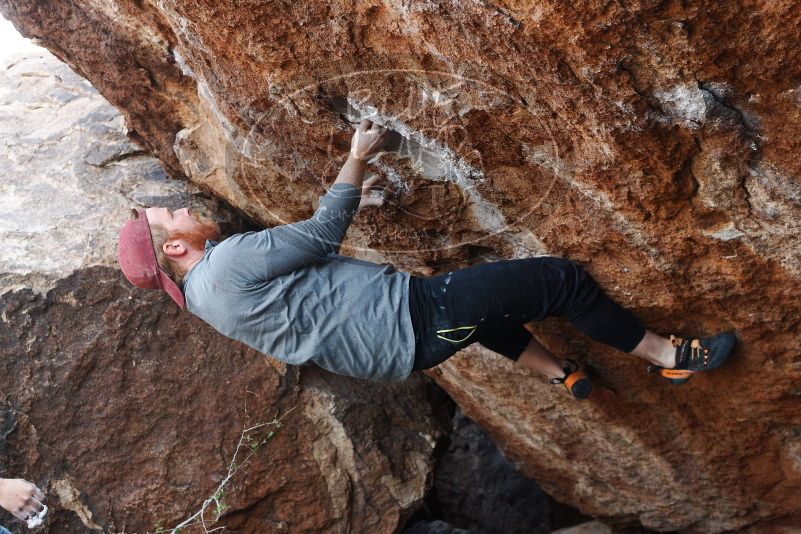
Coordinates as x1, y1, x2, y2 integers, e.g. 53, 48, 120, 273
158, 269, 186, 309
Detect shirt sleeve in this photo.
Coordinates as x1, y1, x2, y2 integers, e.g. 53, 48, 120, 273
209, 182, 362, 285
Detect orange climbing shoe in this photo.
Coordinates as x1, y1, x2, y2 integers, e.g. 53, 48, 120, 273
648, 331, 736, 385
550, 359, 592, 399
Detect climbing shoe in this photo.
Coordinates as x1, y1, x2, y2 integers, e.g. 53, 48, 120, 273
550, 359, 592, 399
648, 330, 736, 385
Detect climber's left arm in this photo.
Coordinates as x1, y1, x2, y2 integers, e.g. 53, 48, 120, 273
207, 120, 390, 284
266, 117, 388, 263
333, 118, 388, 192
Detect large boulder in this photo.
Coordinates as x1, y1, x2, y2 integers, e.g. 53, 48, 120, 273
0, 51, 449, 533
2, 1, 801, 531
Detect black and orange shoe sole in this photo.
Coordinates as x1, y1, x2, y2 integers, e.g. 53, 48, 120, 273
659, 367, 694, 385
564, 369, 593, 399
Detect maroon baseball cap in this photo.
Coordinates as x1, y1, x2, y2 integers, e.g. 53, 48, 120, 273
117, 208, 185, 308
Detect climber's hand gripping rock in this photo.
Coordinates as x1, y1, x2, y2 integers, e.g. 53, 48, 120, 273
351, 118, 388, 162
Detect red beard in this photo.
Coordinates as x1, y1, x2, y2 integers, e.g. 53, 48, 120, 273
170, 214, 221, 251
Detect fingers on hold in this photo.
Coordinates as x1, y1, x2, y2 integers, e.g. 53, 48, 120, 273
358, 119, 372, 132
368, 121, 390, 136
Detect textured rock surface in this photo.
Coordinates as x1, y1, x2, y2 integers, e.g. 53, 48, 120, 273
428, 408, 555, 533
0, 51, 449, 533
2, 1, 801, 531
404, 408, 587, 533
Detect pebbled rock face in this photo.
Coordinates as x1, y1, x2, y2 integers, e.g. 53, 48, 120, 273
1, 1, 801, 531
0, 52, 449, 533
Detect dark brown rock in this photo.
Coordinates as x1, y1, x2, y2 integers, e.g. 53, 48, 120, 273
406, 408, 588, 534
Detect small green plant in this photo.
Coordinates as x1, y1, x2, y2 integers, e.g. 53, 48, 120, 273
213, 501, 229, 519
151, 405, 295, 534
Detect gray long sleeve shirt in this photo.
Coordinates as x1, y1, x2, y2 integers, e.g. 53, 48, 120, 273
181, 183, 415, 381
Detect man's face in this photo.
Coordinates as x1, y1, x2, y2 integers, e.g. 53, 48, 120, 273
145, 207, 221, 253
145, 207, 199, 233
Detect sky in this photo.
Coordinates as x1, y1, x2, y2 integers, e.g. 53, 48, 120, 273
0, 14, 43, 61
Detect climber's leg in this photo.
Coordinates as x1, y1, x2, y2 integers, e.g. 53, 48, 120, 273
407, 256, 734, 386
407, 256, 651, 371
473, 326, 563, 379
515, 335, 567, 380
629, 330, 675, 367
529, 260, 737, 382
533, 258, 649, 354
472, 322, 592, 399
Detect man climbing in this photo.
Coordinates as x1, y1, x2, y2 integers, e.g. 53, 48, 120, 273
118, 119, 736, 398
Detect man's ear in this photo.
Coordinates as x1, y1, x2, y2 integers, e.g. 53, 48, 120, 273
162, 239, 187, 258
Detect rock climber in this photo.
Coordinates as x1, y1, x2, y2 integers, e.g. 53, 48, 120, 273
117, 119, 736, 398
0, 478, 46, 530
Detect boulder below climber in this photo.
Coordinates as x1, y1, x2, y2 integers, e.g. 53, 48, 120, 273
0, 50, 449, 533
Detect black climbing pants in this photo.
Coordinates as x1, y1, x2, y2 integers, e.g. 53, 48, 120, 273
408, 257, 646, 371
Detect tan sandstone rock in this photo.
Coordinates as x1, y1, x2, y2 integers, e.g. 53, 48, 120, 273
0, 51, 448, 533
2, 0, 801, 531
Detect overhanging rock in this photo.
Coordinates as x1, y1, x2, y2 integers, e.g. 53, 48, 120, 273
2, 1, 801, 531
